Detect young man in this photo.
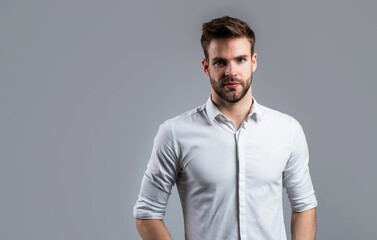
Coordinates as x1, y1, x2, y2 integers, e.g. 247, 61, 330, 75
134, 16, 317, 240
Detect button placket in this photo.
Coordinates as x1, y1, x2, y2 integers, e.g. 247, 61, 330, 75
236, 129, 246, 239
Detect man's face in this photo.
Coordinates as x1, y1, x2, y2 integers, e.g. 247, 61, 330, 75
202, 37, 257, 103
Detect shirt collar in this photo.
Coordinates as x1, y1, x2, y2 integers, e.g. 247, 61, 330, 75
205, 96, 262, 123
247, 97, 262, 122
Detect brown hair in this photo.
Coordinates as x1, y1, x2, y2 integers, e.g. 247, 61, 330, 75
201, 16, 256, 60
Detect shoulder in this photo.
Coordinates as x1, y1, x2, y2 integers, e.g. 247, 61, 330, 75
257, 102, 307, 154
163, 102, 208, 127
258, 103, 302, 128
154, 103, 207, 154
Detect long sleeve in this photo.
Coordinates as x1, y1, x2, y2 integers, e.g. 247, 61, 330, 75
283, 119, 317, 212
133, 120, 180, 219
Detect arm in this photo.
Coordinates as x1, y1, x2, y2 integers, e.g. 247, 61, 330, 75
291, 208, 316, 240
283, 120, 318, 239
133, 121, 179, 239
136, 219, 172, 240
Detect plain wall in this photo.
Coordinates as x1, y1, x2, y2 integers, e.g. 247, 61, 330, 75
1, 0, 376, 239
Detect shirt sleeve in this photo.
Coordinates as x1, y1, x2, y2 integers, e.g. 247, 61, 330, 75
133, 120, 180, 219
283, 118, 318, 212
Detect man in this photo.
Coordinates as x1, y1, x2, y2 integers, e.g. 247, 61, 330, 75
134, 16, 317, 240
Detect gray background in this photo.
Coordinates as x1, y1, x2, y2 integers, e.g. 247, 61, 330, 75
1, 0, 376, 239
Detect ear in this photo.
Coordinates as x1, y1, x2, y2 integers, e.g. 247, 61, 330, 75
251, 53, 258, 72
202, 58, 210, 76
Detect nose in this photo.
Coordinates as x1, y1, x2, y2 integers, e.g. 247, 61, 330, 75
225, 62, 237, 77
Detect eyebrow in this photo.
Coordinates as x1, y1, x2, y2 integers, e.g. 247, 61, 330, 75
236, 54, 249, 59
211, 54, 249, 62
211, 57, 226, 62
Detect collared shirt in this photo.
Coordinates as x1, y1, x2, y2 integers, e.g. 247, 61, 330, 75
134, 97, 317, 240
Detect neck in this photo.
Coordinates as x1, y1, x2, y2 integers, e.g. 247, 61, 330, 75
211, 88, 253, 130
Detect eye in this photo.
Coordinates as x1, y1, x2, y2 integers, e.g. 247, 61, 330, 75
214, 60, 226, 67
237, 58, 246, 63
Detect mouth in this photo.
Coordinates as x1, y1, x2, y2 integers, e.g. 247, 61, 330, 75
224, 82, 240, 89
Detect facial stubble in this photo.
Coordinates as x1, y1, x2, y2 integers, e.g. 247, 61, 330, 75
209, 73, 253, 103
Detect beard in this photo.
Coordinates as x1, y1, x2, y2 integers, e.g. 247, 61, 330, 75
210, 74, 252, 103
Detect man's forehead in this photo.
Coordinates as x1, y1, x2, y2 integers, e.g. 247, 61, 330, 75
208, 37, 252, 59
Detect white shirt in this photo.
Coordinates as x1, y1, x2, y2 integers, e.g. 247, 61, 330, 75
134, 97, 317, 240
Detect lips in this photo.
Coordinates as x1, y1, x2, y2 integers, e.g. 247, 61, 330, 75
224, 82, 240, 89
